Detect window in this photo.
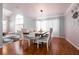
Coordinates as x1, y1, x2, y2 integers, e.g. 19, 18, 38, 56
36, 19, 59, 36
15, 14, 23, 32
36, 20, 47, 31
3, 20, 7, 32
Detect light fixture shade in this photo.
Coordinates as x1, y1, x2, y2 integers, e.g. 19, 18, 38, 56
40, 9, 43, 12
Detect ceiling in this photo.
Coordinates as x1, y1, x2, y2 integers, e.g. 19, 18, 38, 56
3, 8, 13, 18
3, 3, 71, 19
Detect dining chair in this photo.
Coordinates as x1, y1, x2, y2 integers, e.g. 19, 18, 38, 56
36, 28, 53, 51
18, 30, 30, 47
26, 32, 36, 43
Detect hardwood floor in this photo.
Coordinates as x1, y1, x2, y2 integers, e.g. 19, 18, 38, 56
0, 48, 2, 55
1, 37, 79, 55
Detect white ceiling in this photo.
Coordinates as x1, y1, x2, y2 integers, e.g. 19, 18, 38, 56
3, 3, 71, 19
3, 8, 13, 17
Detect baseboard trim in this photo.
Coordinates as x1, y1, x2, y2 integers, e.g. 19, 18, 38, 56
53, 36, 65, 39
66, 38, 79, 50
59, 36, 65, 38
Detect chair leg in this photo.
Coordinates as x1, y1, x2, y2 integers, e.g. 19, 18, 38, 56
48, 41, 51, 47
47, 43, 49, 51
37, 42, 39, 48
28, 40, 30, 47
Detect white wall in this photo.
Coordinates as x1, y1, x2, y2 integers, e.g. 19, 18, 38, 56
0, 3, 2, 48
59, 16, 65, 37
65, 4, 79, 49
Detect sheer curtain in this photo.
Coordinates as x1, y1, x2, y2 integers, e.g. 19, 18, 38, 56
36, 20, 47, 31
36, 18, 59, 36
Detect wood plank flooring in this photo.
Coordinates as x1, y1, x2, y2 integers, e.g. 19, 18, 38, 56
0, 48, 2, 55
1, 37, 79, 55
